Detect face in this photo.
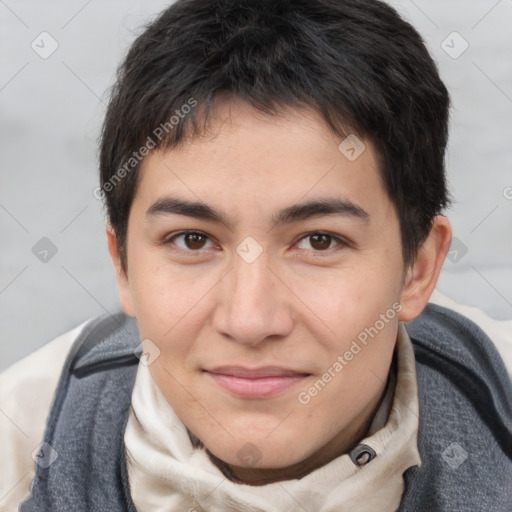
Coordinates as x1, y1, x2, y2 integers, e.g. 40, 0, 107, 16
111, 99, 415, 483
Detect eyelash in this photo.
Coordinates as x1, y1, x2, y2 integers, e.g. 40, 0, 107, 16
162, 230, 348, 255
295, 232, 346, 252
161, 230, 216, 255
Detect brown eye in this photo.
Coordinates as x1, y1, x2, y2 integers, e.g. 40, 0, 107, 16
184, 233, 207, 250
309, 234, 333, 250
167, 231, 214, 251
296, 232, 345, 253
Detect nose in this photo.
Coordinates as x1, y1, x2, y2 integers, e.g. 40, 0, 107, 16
211, 252, 294, 347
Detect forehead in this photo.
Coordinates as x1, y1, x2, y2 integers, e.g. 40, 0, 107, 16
133, 99, 391, 225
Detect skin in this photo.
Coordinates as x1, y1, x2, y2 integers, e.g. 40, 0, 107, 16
107, 98, 451, 485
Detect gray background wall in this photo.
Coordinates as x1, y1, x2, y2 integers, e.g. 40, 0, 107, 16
1, 0, 511, 371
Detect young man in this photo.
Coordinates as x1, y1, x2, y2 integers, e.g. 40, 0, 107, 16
1, 0, 511, 510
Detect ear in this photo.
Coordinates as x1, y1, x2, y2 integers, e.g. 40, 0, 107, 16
398, 215, 452, 322
106, 224, 136, 317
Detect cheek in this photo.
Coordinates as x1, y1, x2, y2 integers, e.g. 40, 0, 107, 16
286, 258, 401, 336
127, 248, 214, 334
286, 261, 401, 404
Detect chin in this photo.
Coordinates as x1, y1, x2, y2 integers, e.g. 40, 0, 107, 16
206, 434, 306, 470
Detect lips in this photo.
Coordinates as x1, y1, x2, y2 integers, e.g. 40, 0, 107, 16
206, 366, 310, 378
204, 366, 310, 398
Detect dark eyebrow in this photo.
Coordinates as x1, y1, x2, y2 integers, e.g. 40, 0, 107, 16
272, 198, 369, 226
145, 196, 369, 228
146, 197, 232, 228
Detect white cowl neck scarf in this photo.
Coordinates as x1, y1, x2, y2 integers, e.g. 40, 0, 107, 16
125, 323, 421, 512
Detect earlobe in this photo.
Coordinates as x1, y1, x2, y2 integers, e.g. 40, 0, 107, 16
106, 224, 136, 317
398, 215, 452, 322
